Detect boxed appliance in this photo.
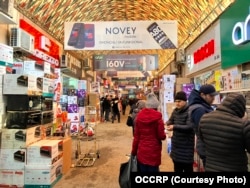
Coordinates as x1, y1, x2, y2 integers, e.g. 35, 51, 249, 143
0, 148, 26, 169
1, 126, 41, 149
49, 137, 72, 174
6, 95, 42, 111
24, 157, 62, 186
26, 140, 61, 165
6, 111, 41, 129
3, 74, 42, 95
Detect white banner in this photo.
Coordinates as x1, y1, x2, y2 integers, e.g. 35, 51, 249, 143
64, 21, 177, 50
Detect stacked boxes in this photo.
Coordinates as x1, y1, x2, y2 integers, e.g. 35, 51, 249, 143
25, 139, 63, 187
0, 62, 55, 187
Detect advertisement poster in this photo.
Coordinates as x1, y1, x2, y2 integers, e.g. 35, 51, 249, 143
93, 54, 158, 71
64, 20, 177, 50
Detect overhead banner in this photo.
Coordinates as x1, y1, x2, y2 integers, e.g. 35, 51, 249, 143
93, 54, 158, 71
64, 21, 177, 50
106, 70, 152, 78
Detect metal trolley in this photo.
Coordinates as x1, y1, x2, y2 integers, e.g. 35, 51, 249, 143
74, 106, 100, 167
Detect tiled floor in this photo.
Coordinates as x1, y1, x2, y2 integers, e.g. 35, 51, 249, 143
53, 110, 173, 188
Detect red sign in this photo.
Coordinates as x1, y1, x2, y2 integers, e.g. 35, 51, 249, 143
19, 19, 60, 67
193, 39, 215, 64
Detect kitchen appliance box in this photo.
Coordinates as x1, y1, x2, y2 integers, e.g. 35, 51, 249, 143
0, 126, 42, 149
48, 136, 72, 174
24, 157, 62, 186
0, 148, 26, 170
26, 139, 62, 165
6, 95, 53, 111
3, 74, 42, 95
6, 111, 42, 129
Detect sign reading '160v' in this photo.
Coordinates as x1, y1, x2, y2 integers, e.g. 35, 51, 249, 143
106, 60, 125, 68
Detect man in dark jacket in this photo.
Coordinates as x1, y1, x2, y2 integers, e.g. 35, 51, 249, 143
102, 95, 111, 122
111, 95, 121, 123
131, 93, 166, 172
166, 91, 194, 172
188, 84, 218, 169
199, 93, 250, 171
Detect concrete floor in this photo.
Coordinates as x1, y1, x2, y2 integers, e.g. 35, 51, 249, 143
53, 109, 174, 188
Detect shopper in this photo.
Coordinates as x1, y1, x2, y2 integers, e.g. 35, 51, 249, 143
102, 95, 111, 122
188, 84, 218, 169
131, 92, 166, 172
166, 91, 194, 172
111, 95, 121, 123
130, 100, 146, 136
121, 96, 128, 115
199, 93, 250, 171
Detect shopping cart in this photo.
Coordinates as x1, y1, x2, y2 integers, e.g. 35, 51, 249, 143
74, 122, 100, 167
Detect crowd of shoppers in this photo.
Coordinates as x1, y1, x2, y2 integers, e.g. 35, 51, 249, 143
103, 85, 250, 172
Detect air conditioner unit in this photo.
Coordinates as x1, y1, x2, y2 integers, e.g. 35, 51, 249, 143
175, 48, 186, 63
10, 28, 35, 54
0, 0, 13, 18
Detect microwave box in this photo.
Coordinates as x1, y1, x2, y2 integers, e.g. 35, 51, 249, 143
24, 157, 62, 186
6, 96, 54, 111
7, 95, 42, 111
3, 74, 42, 95
1, 125, 41, 149
0, 148, 26, 169
49, 136, 72, 174
23, 61, 54, 77
26, 140, 61, 165
6, 111, 41, 129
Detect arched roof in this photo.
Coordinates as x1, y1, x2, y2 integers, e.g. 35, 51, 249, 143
14, 0, 234, 72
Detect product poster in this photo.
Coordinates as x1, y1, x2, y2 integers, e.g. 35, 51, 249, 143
93, 54, 158, 71
64, 20, 177, 50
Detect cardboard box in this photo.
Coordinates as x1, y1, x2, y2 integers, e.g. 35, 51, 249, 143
88, 93, 99, 106
1, 126, 42, 149
26, 140, 61, 165
3, 74, 42, 95
24, 157, 62, 186
0, 169, 24, 187
0, 148, 26, 169
62, 137, 72, 174
48, 136, 72, 174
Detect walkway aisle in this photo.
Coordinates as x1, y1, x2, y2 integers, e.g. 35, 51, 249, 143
54, 109, 173, 188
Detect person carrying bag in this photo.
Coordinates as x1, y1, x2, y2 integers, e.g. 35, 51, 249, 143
119, 155, 137, 188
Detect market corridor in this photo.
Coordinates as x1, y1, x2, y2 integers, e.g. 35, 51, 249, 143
53, 109, 174, 188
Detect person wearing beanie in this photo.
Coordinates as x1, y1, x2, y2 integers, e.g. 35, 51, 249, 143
199, 93, 250, 171
187, 84, 218, 170
166, 91, 194, 172
131, 92, 166, 172
128, 100, 146, 135
145, 92, 160, 109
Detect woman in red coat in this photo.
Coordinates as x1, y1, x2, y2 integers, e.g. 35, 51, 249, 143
131, 92, 166, 172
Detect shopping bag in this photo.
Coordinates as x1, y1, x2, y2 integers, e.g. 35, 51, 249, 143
126, 115, 133, 127
119, 155, 137, 188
